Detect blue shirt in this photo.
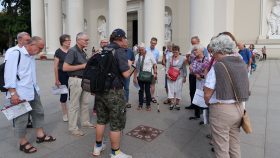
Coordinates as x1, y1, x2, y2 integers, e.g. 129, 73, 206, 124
146, 47, 160, 63
239, 48, 252, 64
4, 45, 21, 61
126, 48, 135, 61
4, 47, 40, 101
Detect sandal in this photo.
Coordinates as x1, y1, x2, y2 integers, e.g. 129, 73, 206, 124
146, 106, 151, 111
36, 134, 56, 143
151, 97, 157, 103
19, 142, 37, 154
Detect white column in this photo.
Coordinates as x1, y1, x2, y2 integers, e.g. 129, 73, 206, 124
144, 0, 165, 55
67, 0, 84, 45
108, 0, 127, 35
190, 0, 214, 46
31, 0, 45, 39
214, 0, 234, 34
45, 0, 62, 54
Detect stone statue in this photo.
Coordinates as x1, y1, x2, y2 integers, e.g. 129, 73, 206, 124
98, 19, 107, 40
267, 0, 280, 38
164, 11, 172, 42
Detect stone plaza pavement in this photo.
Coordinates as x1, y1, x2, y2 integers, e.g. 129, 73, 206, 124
0, 59, 279, 158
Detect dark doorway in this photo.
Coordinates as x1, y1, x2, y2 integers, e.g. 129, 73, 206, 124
132, 20, 138, 47
127, 12, 138, 48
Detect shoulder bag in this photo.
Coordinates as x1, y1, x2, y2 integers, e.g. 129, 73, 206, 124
138, 55, 153, 83
167, 56, 180, 81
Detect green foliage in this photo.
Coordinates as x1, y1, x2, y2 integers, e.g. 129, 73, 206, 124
0, 0, 30, 52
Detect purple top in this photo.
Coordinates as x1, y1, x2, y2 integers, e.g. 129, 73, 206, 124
190, 56, 210, 75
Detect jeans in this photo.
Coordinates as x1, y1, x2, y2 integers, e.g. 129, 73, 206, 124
124, 77, 130, 103
138, 80, 151, 107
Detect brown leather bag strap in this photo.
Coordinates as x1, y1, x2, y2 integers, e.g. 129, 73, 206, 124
219, 62, 244, 115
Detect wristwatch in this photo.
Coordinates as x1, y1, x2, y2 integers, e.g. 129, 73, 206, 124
10, 92, 16, 96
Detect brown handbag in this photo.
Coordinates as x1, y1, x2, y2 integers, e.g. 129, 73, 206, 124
220, 62, 253, 134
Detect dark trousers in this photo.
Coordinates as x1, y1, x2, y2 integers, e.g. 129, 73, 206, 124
189, 74, 201, 118
189, 74, 196, 105
58, 70, 69, 103
263, 53, 267, 60
138, 80, 151, 107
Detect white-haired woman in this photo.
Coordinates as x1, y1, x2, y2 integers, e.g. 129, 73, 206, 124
204, 33, 250, 158
166, 45, 187, 110
189, 44, 209, 120
133, 43, 157, 111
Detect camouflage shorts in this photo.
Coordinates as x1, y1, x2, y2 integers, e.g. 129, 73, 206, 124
95, 89, 126, 131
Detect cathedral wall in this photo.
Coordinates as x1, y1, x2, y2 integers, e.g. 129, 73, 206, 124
234, 0, 261, 44
84, 0, 109, 51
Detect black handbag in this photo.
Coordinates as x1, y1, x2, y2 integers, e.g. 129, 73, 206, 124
138, 55, 153, 82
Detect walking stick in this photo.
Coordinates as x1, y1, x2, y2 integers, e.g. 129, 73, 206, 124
156, 79, 160, 113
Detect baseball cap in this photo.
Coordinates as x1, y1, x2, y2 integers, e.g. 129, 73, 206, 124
112, 28, 126, 38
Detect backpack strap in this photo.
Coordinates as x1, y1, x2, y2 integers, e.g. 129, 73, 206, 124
15, 50, 21, 80
106, 47, 125, 86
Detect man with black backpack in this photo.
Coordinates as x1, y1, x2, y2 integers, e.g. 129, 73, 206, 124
2, 32, 33, 128
92, 29, 132, 158
4, 36, 56, 154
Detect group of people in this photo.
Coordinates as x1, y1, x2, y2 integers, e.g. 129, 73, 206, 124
3, 29, 254, 158
3, 30, 133, 158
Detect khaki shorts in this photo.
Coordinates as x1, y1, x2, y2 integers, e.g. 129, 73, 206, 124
95, 89, 126, 131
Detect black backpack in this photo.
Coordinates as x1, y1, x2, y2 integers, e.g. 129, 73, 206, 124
81, 47, 121, 93
0, 50, 21, 92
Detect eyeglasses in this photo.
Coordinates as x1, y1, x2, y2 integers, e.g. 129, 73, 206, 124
80, 38, 89, 42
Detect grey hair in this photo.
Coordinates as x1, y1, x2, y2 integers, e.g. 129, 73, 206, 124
192, 44, 204, 51
76, 32, 88, 41
138, 42, 145, 48
17, 32, 30, 40
209, 34, 236, 55
27, 36, 43, 45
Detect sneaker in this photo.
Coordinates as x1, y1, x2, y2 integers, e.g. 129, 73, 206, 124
63, 114, 68, 122
71, 129, 85, 136
111, 151, 132, 158
82, 122, 96, 128
92, 143, 106, 156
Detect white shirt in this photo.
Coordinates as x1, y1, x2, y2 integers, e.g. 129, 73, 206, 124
165, 50, 173, 63
134, 52, 156, 74
4, 45, 20, 61
204, 67, 236, 104
4, 46, 40, 101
